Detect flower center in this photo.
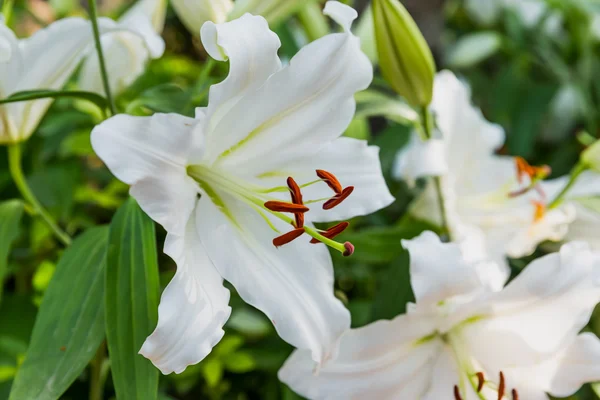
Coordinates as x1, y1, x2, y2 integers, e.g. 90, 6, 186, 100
186, 164, 355, 256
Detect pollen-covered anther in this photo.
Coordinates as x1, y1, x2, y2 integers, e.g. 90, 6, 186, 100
498, 371, 506, 400
264, 201, 309, 213
316, 169, 343, 194
515, 156, 551, 182
273, 228, 306, 247
310, 222, 350, 244
476, 371, 485, 392
323, 186, 354, 210
287, 177, 305, 228
453, 385, 463, 400
512, 389, 519, 400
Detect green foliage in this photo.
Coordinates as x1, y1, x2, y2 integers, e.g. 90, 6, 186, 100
0, 200, 24, 304
8, 227, 108, 400
105, 198, 160, 400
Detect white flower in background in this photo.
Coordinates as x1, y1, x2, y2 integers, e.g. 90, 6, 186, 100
78, 0, 166, 96
466, 0, 561, 34
170, 0, 233, 35
0, 16, 152, 144
280, 232, 600, 400
92, 1, 393, 374
393, 71, 600, 282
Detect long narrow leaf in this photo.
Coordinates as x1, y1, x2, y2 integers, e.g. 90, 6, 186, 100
105, 198, 159, 400
0, 200, 24, 304
0, 89, 108, 110
9, 227, 109, 400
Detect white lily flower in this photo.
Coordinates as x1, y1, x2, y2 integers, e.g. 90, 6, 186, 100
170, 0, 233, 35
280, 231, 600, 400
91, 1, 393, 374
0, 16, 153, 144
78, 0, 166, 96
0, 15, 11, 63
393, 71, 600, 282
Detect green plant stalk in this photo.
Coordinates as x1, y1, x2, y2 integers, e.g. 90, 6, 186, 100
87, 0, 116, 116
420, 107, 450, 237
1, 0, 15, 26
547, 162, 587, 209
89, 341, 106, 400
297, 1, 329, 41
8, 143, 72, 246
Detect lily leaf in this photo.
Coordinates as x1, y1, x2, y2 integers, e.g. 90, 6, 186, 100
0, 89, 108, 111
0, 200, 24, 305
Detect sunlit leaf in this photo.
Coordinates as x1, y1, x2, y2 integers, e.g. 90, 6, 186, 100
0, 200, 23, 304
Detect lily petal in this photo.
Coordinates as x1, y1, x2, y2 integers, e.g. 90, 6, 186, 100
393, 134, 448, 181
402, 232, 485, 307
209, 6, 372, 171
171, 0, 233, 36
91, 113, 203, 235
201, 13, 281, 153
0, 20, 15, 64
465, 241, 600, 365
140, 210, 231, 374
195, 189, 350, 364
278, 313, 440, 400
259, 137, 394, 222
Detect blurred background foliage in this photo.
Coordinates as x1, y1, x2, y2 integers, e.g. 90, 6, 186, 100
0, 0, 599, 399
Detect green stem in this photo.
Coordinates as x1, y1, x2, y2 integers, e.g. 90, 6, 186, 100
87, 0, 116, 116
1, 0, 15, 26
420, 106, 450, 238
547, 162, 587, 209
89, 341, 106, 400
8, 143, 72, 246
297, 1, 329, 41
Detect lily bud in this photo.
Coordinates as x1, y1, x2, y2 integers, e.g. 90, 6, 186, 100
582, 139, 600, 172
170, 0, 233, 35
372, 0, 435, 107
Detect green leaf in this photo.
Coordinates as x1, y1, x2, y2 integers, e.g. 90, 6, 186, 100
127, 84, 191, 116
223, 352, 256, 373
370, 249, 414, 322
0, 89, 107, 111
106, 198, 159, 400
9, 227, 109, 400
446, 32, 503, 69
0, 200, 24, 304
201, 358, 223, 388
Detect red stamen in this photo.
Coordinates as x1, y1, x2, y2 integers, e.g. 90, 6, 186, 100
273, 228, 305, 247
343, 242, 354, 257
265, 201, 309, 213
515, 156, 551, 183
453, 385, 463, 400
287, 177, 304, 228
323, 186, 354, 210
498, 372, 505, 400
476, 372, 485, 392
512, 389, 519, 400
316, 169, 343, 194
310, 222, 350, 244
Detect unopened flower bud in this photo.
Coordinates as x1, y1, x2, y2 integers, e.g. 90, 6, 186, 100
372, 0, 435, 107
582, 139, 600, 172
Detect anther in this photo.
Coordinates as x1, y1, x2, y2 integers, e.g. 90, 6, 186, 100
343, 242, 354, 257
316, 169, 342, 194
323, 186, 354, 210
498, 372, 505, 400
264, 201, 309, 213
511, 389, 519, 400
287, 177, 305, 228
310, 222, 350, 244
476, 372, 485, 392
515, 156, 551, 182
273, 228, 305, 247
453, 385, 463, 400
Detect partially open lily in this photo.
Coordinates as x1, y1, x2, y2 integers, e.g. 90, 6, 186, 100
78, 0, 166, 96
0, 16, 153, 144
393, 71, 600, 282
280, 232, 600, 400
91, 1, 393, 374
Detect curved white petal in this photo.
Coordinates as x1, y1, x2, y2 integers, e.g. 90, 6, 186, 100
566, 203, 600, 249
208, 11, 372, 171
195, 190, 350, 364
0, 21, 20, 143
279, 313, 440, 400
118, 13, 165, 58
0, 21, 13, 63
91, 113, 203, 235
421, 347, 462, 400
258, 137, 394, 222
201, 13, 281, 149
140, 211, 231, 374
323, 1, 357, 32
121, 0, 167, 33
392, 133, 448, 181
402, 231, 484, 307
172, 0, 233, 36
465, 242, 600, 362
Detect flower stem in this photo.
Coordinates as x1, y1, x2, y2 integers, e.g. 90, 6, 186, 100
1, 0, 15, 25
89, 341, 107, 400
87, 0, 116, 116
420, 106, 450, 237
7, 143, 71, 246
547, 162, 587, 209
